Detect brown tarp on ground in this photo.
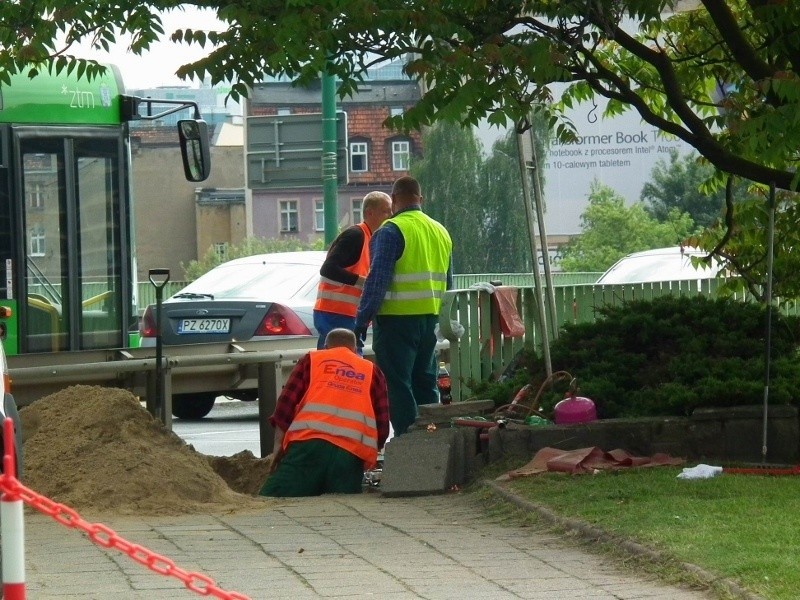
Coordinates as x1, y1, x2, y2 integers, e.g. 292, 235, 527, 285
501, 446, 685, 479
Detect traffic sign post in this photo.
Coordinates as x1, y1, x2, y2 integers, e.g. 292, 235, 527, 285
245, 112, 348, 189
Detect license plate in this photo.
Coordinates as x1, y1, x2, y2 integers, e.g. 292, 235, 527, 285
177, 318, 231, 334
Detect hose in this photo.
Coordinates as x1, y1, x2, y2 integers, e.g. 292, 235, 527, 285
493, 370, 574, 421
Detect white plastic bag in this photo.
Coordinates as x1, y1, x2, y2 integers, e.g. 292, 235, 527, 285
435, 320, 465, 342
676, 464, 723, 480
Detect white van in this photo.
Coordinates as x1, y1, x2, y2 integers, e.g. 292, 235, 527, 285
596, 246, 723, 284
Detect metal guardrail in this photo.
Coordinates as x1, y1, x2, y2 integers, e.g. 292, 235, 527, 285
8, 337, 320, 457
9, 337, 448, 457
8, 337, 319, 404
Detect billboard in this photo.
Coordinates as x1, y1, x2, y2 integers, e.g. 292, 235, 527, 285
540, 92, 694, 236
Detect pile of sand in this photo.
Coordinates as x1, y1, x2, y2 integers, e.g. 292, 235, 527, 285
207, 451, 273, 496
18, 385, 274, 515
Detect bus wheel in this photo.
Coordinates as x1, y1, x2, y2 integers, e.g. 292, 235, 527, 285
172, 393, 217, 420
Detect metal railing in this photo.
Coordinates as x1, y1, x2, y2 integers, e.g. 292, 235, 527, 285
8, 336, 448, 456
133, 273, 605, 311
9, 337, 325, 458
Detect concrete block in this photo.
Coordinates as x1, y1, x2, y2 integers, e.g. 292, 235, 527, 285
381, 428, 463, 497
485, 406, 800, 465
691, 404, 799, 463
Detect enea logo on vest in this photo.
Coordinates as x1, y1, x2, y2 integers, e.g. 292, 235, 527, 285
320, 359, 367, 394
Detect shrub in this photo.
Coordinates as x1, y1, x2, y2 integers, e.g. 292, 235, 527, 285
476, 296, 800, 419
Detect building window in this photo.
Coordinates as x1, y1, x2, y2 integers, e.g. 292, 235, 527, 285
279, 200, 299, 233
390, 107, 404, 117
351, 198, 363, 225
314, 200, 325, 231
392, 140, 410, 171
350, 142, 368, 172
213, 242, 229, 261
29, 226, 45, 257
27, 184, 44, 209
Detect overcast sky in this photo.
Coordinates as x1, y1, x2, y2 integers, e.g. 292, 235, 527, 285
70, 7, 505, 146
72, 7, 224, 90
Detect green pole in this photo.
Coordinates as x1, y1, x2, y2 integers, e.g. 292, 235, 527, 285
322, 69, 338, 246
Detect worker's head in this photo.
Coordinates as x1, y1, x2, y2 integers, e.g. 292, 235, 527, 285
361, 191, 393, 232
391, 176, 422, 211
324, 328, 358, 352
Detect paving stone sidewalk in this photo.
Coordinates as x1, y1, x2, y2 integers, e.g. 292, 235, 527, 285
22, 492, 715, 599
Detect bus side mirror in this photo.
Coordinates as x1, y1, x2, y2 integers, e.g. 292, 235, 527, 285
177, 119, 211, 182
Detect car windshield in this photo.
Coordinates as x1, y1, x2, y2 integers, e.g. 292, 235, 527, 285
177, 261, 320, 300
597, 251, 718, 284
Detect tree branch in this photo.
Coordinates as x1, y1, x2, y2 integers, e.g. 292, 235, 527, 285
575, 54, 793, 188
702, 0, 774, 81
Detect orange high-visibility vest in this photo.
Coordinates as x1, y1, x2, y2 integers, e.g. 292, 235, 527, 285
283, 346, 378, 467
314, 222, 371, 317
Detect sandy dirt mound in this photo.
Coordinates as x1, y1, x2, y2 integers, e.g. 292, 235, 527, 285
19, 385, 273, 516
206, 451, 273, 496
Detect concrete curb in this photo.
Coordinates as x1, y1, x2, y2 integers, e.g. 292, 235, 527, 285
482, 479, 764, 600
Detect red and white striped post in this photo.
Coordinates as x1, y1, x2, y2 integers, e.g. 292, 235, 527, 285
1, 416, 25, 599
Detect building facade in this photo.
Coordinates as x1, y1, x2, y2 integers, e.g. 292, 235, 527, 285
245, 62, 422, 242
130, 64, 423, 283
130, 123, 245, 282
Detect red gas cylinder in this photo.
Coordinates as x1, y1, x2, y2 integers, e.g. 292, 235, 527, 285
553, 393, 597, 425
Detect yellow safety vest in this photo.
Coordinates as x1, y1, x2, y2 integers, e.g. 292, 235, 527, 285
378, 210, 452, 315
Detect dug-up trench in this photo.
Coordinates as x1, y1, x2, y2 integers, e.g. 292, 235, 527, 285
17, 385, 276, 516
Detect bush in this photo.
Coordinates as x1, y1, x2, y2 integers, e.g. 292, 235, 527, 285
477, 296, 800, 419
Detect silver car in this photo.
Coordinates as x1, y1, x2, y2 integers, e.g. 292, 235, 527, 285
139, 251, 325, 419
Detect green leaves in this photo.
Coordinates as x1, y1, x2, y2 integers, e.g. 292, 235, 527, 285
2, 0, 799, 199
559, 181, 696, 272
0, 1, 170, 79
535, 295, 800, 418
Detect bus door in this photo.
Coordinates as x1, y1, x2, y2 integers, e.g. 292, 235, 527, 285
13, 127, 130, 354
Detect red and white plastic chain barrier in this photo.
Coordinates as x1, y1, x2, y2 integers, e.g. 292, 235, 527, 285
1, 417, 24, 599
0, 417, 251, 600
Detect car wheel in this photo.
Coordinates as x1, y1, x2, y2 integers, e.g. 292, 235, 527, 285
172, 393, 217, 420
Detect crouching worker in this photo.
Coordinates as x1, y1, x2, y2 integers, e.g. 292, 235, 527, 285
259, 328, 390, 497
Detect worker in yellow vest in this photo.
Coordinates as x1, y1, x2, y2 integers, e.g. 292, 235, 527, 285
259, 328, 390, 497
313, 191, 393, 350
354, 176, 453, 436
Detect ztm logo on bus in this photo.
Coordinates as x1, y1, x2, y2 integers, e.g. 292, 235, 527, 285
61, 85, 97, 109
321, 360, 366, 381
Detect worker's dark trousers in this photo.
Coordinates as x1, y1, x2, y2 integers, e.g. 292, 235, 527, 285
313, 309, 357, 351
260, 439, 364, 497
373, 313, 439, 436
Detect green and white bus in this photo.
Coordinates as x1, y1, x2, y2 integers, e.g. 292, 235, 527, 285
0, 65, 210, 356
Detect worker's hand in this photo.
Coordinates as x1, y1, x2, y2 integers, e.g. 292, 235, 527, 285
269, 448, 285, 474
353, 325, 367, 350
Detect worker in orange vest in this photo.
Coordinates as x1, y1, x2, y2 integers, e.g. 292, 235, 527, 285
313, 191, 393, 350
260, 328, 390, 497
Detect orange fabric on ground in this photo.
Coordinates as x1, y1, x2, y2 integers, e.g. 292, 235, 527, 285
502, 446, 684, 478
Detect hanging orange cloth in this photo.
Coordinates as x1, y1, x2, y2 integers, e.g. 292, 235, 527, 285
492, 286, 525, 337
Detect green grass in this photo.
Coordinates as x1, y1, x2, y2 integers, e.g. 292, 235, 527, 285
473, 464, 800, 599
